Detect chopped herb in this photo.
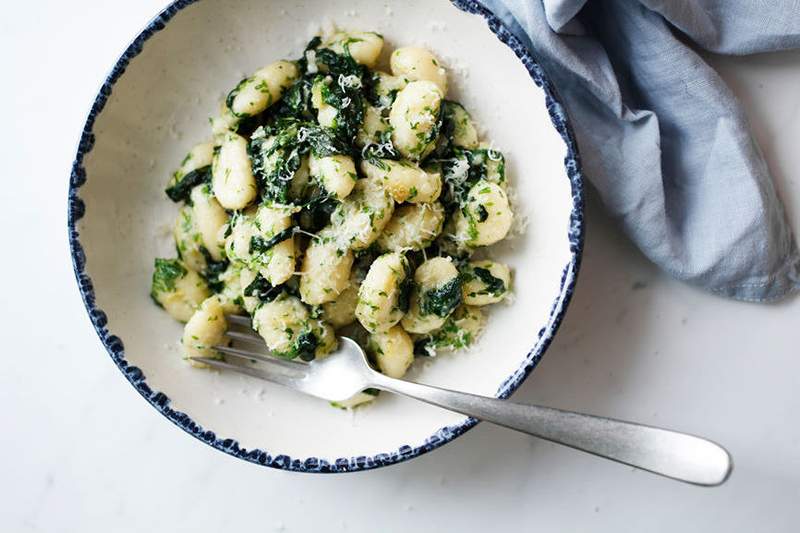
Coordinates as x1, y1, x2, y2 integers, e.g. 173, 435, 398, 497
151, 258, 186, 299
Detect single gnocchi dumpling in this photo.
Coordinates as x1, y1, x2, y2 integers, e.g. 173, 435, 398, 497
377, 202, 445, 252
453, 180, 513, 247
462, 260, 512, 306
369, 326, 414, 379
212, 131, 258, 210
189, 185, 228, 262
390, 47, 448, 95
252, 293, 335, 360
299, 228, 355, 305
401, 257, 461, 335
151, 258, 211, 323
389, 80, 444, 161
330, 177, 395, 250
225, 205, 297, 286
182, 296, 228, 368
309, 153, 357, 200
173, 205, 207, 274
321, 269, 362, 329
227, 60, 299, 118
324, 31, 384, 68
356, 252, 410, 333
360, 159, 441, 204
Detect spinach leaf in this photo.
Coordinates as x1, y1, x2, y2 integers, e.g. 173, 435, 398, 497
299, 192, 338, 233
476, 205, 489, 222
198, 248, 229, 293
473, 267, 505, 296
420, 277, 462, 318
165, 166, 211, 203
314, 48, 366, 145
249, 122, 306, 204
249, 226, 296, 256
242, 275, 282, 303
297, 36, 322, 74
295, 330, 318, 362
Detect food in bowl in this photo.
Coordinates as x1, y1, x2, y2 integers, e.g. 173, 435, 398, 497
150, 29, 515, 407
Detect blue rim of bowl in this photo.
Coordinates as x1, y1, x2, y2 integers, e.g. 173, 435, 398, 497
68, 0, 585, 473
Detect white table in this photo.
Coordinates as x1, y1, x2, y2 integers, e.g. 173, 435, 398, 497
2, 2, 799, 531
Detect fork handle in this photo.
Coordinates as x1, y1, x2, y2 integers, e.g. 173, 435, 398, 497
370, 374, 732, 486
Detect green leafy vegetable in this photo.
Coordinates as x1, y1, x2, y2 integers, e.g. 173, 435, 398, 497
473, 267, 505, 296
243, 274, 281, 303
199, 248, 229, 293
151, 258, 186, 302
165, 166, 211, 203
295, 330, 318, 362
419, 277, 462, 318
249, 226, 296, 256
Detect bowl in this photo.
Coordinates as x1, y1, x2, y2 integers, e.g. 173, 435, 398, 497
68, 0, 584, 472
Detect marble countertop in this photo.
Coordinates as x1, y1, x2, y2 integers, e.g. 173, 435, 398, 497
2, 1, 799, 531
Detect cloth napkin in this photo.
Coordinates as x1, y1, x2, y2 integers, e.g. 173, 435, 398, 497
483, 0, 800, 301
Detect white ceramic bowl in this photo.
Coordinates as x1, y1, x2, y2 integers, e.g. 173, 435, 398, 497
69, 0, 583, 472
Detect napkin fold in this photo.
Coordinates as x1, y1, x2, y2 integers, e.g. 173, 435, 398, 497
484, 0, 800, 301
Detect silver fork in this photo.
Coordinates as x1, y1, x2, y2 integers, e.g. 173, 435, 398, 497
195, 317, 732, 486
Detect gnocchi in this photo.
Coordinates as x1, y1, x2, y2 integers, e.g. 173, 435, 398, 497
329, 177, 395, 250
356, 252, 410, 333
181, 296, 228, 368
190, 184, 228, 262
360, 159, 441, 204
369, 326, 414, 379
377, 202, 445, 252
151, 259, 210, 323
324, 31, 384, 68
252, 292, 336, 360
212, 131, 257, 209
389, 80, 444, 161
225, 205, 297, 286
401, 257, 461, 335
309, 153, 357, 200
453, 180, 513, 247
390, 47, 448, 95
151, 32, 519, 407
227, 60, 299, 118
299, 228, 354, 305
462, 260, 512, 306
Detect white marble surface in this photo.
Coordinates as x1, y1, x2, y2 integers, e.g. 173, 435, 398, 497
2, 2, 799, 531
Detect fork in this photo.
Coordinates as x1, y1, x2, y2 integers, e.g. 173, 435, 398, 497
194, 316, 732, 486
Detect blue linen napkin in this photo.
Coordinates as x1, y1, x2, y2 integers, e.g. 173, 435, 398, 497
483, 0, 800, 301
